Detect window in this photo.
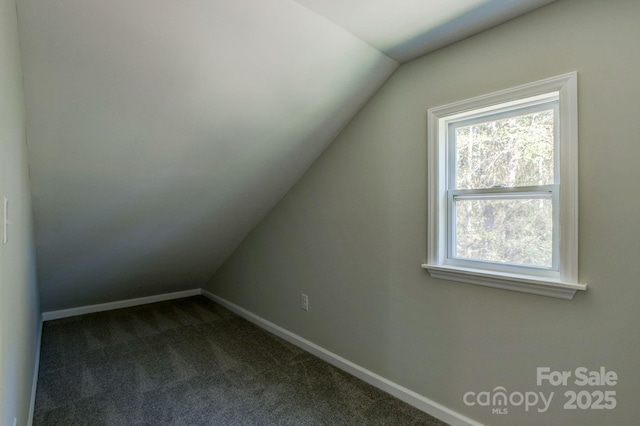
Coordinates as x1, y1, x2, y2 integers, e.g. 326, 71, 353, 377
423, 73, 586, 299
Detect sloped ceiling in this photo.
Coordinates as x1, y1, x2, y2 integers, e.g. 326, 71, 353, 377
293, 0, 557, 62
17, 0, 555, 311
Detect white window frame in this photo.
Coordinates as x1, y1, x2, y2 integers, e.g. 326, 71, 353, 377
422, 72, 587, 299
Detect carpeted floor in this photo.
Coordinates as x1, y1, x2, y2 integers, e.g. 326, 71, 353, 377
34, 296, 447, 425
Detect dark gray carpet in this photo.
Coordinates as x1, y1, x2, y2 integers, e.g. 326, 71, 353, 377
34, 296, 447, 425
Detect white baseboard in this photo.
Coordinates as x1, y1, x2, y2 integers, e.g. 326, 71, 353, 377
200, 289, 483, 426
41, 289, 201, 321
28, 320, 43, 426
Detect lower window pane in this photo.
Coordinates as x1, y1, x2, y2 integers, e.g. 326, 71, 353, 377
454, 198, 553, 268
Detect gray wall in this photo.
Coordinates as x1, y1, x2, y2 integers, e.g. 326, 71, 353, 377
0, 0, 40, 423
207, 1, 640, 424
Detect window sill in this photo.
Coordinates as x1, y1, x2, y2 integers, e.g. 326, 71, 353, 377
421, 264, 587, 300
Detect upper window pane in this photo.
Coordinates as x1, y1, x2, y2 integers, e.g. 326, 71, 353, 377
453, 105, 556, 189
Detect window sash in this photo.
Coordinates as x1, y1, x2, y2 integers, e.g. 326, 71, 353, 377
446, 100, 559, 191
443, 99, 560, 274
446, 185, 559, 273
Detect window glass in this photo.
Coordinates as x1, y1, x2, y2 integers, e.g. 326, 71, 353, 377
454, 197, 553, 268
453, 106, 555, 189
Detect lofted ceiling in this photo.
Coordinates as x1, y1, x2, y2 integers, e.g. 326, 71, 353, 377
16, 0, 556, 311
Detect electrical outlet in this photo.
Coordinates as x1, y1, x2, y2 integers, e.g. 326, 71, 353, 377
300, 293, 309, 311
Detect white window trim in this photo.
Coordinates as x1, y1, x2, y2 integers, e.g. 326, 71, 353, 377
423, 72, 587, 300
